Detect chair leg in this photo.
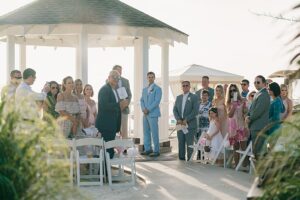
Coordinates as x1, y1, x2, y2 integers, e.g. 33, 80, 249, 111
76, 153, 80, 186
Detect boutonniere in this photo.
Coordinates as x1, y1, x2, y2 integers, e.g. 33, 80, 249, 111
188, 97, 191, 101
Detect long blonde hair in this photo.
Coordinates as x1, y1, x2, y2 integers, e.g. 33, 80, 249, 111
213, 84, 224, 100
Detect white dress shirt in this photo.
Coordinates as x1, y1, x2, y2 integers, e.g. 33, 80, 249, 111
112, 88, 119, 103
181, 92, 190, 118
147, 83, 154, 94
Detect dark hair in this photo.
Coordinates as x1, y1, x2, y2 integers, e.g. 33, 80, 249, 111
241, 79, 249, 85
256, 75, 266, 84
225, 83, 242, 106
209, 107, 218, 115
23, 68, 36, 80
147, 71, 155, 77
62, 76, 73, 92
269, 82, 281, 97
181, 81, 190, 85
112, 65, 122, 70
83, 84, 94, 97
47, 81, 60, 100
201, 89, 209, 96
10, 70, 21, 78
202, 76, 209, 80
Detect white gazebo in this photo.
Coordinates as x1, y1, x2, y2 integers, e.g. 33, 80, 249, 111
0, 0, 188, 143
169, 64, 243, 97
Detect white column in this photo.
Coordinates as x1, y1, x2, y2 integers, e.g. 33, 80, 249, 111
19, 44, 26, 72
76, 26, 88, 84
159, 42, 170, 142
6, 35, 15, 84
133, 36, 149, 143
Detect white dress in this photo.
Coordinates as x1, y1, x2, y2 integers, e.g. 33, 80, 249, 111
207, 120, 223, 159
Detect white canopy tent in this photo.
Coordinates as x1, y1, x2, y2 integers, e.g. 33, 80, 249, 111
0, 0, 188, 143
169, 64, 244, 97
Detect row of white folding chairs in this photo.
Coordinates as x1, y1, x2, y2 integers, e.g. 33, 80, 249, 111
66, 138, 136, 188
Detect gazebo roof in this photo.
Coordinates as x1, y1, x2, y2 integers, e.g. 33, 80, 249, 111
0, 0, 188, 47
169, 64, 244, 82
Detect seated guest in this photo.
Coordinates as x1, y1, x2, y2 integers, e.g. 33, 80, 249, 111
280, 84, 293, 120
83, 84, 97, 127
56, 76, 80, 138
44, 81, 60, 119
225, 83, 248, 168
173, 81, 198, 161
268, 82, 285, 135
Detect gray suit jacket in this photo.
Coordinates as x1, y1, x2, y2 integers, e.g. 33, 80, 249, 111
117, 77, 132, 114
173, 93, 199, 130
248, 88, 270, 131
195, 87, 214, 102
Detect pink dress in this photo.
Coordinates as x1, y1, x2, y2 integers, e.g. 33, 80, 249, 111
228, 101, 247, 145
213, 99, 228, 137
87, 101, 97, 126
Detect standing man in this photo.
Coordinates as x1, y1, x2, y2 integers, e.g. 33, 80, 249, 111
240, 79, 250, 98
113, 65, 132, 139
173, 81, 199, 161
245, 75, 270, 158
95, 70, 128, 158
1, 70, 22, 101
195, 76, 214, 102
15, 68, 48, 119
140, 72, 162, 157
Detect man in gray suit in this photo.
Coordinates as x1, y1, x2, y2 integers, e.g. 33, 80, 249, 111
173, 81, 199, 161
246, 75, 270, 158
195, 76, 214, 102
113, 65, 132, 139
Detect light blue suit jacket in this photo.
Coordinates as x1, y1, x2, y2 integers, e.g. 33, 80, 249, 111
140, 83, 162, 117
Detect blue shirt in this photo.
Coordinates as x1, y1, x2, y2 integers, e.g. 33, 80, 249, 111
268, 97, 285, 135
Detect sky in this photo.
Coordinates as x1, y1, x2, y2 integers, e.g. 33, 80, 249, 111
0, 0, 299, 99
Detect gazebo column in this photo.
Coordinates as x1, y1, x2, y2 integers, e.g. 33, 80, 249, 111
6, 35, 15, 83
159, 42, 169, 142
19, 44, 27, 72
133, 36, 149, 145
76, 27, 88, 84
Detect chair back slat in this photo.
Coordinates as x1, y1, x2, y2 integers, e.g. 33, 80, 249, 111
104, 139, 134, 149
75, 138, 104, 147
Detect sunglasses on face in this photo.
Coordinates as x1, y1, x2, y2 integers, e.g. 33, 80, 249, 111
230, 89, 237, 92
182, 85, 189, 87
14, 76, 22, 79
51, 86, 58, 89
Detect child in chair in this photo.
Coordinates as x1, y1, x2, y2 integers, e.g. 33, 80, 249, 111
204, 107, 223, 164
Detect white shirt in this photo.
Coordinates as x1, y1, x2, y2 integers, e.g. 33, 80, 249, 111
147, 83, 154, 94
112, 89, 119, 103
118, 79, 122, 88
181, 92, 190, 118
15, 82, 46, 119
1, 82, 18, 101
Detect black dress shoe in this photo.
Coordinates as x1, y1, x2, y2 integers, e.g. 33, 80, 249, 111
149, 152, 160, 157
140, 150, 153, 155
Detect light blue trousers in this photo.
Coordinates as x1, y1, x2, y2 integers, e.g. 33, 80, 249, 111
143, 115, 160, 153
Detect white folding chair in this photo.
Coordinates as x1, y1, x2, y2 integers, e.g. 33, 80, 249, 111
235, 141, 255, 174
211, 133, 232, 168
188, 134, 205, 162
66, 139, 75, 184
104, 139, 136, 188
75, 138, 105, 186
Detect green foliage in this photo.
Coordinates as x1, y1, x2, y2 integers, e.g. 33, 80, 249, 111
0, 101, 85, 200
256, 113, 300, 200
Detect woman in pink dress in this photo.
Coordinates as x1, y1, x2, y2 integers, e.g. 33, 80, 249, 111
74, 79, 88, 129
83, 84, 97, 127
225, 83, 248, 167
212, 84, 228, 137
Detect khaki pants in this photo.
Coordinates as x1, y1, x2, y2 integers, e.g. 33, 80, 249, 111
120, 113, 129, 138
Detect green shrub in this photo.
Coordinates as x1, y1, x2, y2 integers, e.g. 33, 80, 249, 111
0, 101, 85, 200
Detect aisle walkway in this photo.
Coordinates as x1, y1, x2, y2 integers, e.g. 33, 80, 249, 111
80, 160, 252, 200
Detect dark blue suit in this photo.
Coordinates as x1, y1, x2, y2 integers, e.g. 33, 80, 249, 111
95, 83, 121, 158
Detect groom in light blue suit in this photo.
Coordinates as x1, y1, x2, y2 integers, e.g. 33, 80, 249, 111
140, 72, 162, 157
